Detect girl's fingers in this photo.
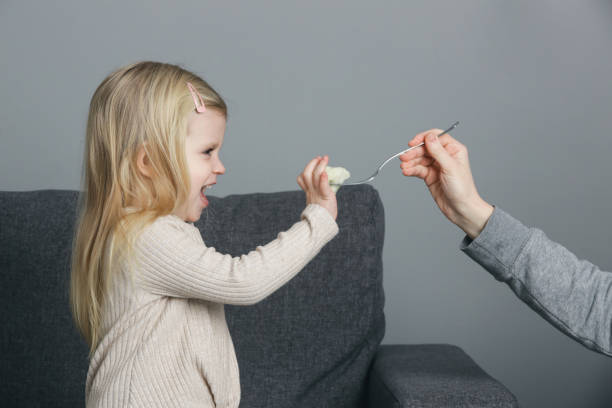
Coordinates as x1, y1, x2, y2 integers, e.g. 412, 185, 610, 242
313, 155, 328, 189
297, 174, 306, 191
319, 169, 332, 195
302, 156, 321, 190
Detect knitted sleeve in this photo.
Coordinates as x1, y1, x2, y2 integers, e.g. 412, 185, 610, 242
133, 204, 339, 305
461, 206, 612, 356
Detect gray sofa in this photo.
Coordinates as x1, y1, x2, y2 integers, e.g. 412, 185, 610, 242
0, 185, 519, 407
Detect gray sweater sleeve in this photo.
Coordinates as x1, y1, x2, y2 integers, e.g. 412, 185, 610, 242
460, 206, 612, 356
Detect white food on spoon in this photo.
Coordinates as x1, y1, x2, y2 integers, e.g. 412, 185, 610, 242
324, 166, 350, 193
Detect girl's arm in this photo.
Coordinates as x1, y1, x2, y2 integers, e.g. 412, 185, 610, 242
461, 206, 612, 356
133, 203, 338, 305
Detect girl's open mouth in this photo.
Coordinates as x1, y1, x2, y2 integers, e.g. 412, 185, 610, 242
200, 184, 214, 206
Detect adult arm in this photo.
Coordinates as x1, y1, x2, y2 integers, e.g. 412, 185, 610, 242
461, 206, 612, 356
399, 129, 612, 356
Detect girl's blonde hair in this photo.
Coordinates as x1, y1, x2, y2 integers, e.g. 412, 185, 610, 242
70, 61, 227, 355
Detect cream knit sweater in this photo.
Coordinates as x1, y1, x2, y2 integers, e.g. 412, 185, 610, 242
85, 203, 339, 408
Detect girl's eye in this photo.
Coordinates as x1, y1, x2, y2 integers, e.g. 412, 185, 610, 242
203, 149, 214, 156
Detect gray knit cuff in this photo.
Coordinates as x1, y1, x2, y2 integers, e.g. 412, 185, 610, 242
459, 206, 533, 281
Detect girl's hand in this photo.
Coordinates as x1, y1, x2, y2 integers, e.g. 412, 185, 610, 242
399, 129, 493, 239
297, 155, 338, 220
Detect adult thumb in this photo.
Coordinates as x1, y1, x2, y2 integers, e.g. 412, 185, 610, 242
424, 133, 453, 169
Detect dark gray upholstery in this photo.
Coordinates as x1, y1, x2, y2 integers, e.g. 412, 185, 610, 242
201, 186, 386, 407
0, 185, 518, 407
368, 345, 520, 408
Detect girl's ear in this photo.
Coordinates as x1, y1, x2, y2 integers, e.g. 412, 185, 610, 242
136, 144, 154, 179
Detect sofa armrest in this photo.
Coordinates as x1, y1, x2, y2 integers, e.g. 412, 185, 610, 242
367, 344, 519, 408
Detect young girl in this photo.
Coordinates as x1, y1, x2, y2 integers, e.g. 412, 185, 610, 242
70, 61, 339, 408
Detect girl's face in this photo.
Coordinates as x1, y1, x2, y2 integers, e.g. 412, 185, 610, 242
174, 108, 226, 222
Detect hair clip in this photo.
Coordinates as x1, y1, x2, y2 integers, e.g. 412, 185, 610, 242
186, 82, 206, 113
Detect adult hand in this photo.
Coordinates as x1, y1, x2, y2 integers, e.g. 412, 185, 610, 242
399, 130, 493, 239
297, 155, 338, 220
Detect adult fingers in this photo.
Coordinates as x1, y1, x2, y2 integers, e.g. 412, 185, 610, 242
400, 146, 436, 162
404, 129, 455, 162
423, 132, 454, 169
408, 129, 433, 147
402, 164, 430, 180
399, 146, 426, 162
400, 156, 435, 170
409, 129, 456, 147
408, 128, 444, 147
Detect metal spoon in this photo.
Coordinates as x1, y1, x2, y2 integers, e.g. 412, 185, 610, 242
332, 121, 459, 187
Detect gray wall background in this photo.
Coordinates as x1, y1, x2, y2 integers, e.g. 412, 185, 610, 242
2, 1, 612, 406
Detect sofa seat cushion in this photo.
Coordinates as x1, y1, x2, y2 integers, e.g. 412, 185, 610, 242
368, 344, 519, 408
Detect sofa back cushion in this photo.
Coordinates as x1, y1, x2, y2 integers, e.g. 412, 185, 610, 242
201, 185, 385, 407
0, 185, 385, 407
0, 190, 87, 407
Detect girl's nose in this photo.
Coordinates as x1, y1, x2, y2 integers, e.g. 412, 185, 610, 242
215, 159, 226, 175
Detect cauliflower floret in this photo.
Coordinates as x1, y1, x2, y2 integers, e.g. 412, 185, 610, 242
324, 166, 351, 193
